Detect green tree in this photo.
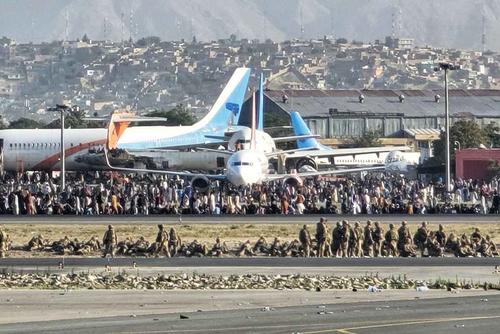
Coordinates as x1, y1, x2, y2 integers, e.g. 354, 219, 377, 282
352, 128, 382, 147
8, 117, 45, 129
144, 105, 197, 126
432, 119, 485, 163
45, 108, 88, 129
482, 121, 500, 148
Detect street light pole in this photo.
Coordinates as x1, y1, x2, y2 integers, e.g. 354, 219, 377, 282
434, 62, 460, 193
444, 67, 450, 192
60, 108, 65, 191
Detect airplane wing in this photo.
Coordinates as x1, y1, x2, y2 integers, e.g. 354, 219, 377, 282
284, 146, 411, 159
264, 166, 385, 181
273, 134, 321, 143
104, 148, 227, 181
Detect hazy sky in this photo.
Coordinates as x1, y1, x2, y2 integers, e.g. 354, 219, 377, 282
1, 0, 499, 51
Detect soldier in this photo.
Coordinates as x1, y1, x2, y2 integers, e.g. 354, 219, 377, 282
315, 217, 328, 258
426, 232, 443, 257
102, 225, 117, 258
340, 220, 351, 258
211, 237, 228, 257
485, 235, 498, 256
331, 222, 342, 257
435, 224, 447, 248
363, 221, 374, 257
414, 222, 429, 256
86, 236, 101, 252
270, 237, 283, 257
299, 225, 312, 257
253, 235, 269, 255
445, 233, 460, 255
385, 223, 398, 257
471, 228, 483, 246
372, 222, 384, 257
237, 240, 255, 256
0, 226, 7, 258
154, 224, 170, 257
400, 236, 417, 257
168, 227, 180, 256
116, 237, 132, 255
353, 221, 364, 257
397, 221, 411, 253
27, 234, 46, 251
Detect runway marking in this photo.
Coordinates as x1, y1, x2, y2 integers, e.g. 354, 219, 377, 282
302, 314, 500, 334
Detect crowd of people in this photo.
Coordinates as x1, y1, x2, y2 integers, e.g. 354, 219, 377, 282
0, 171, 499, 215
0, 220, 496, 258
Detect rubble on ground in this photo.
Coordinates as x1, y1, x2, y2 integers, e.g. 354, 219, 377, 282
0, 272, 495, 291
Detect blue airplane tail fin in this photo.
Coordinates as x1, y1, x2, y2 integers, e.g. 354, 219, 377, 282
197, 68, 251, 129
290, 111, 322, 150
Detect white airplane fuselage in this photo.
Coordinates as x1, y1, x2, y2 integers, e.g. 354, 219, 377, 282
225, 149, 269, 186
0, 128, 107, 171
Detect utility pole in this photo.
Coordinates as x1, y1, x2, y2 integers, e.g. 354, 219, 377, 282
434, 63, 460, 193
47, 104, 70, 191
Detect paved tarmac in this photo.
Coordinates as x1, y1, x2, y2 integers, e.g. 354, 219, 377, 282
0, 293, 498, 333
0, 214, 499, 225
0, 256, 499, 268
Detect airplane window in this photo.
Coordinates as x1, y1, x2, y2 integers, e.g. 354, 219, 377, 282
71, 143, 73, 147
232, 162, 241, 166
23, 143, 26, 149
9, 144, 12, 148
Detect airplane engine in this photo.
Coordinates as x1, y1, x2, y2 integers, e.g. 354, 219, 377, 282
283, 175, 303, 188
384, 151, 409, 174
295, 158, 317, 173
191, 176, 211, 192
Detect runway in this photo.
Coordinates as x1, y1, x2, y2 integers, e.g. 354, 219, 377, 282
1, 293, 498, 333
1, 214, 499, 225
1, 256, 499, 267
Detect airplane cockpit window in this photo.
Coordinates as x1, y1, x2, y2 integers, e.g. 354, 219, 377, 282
232, 161, 253, 167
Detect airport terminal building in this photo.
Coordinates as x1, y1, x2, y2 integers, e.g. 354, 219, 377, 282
243, 89, 500, 161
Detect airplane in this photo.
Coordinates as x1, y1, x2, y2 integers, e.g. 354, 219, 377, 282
283, 111, 412, 172
104, 91, 398, 191
0, 67, 251, 172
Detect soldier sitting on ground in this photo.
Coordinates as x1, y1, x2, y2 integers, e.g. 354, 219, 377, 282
285, 239, 302, 257
168, 227, 181, 256
116, 237, 133, 255
180, 240, 207, 257
426, 232, 444, 257
269, 237, 285, 257
400, 236, 417, 257
445, 233, 459, 255
414, 222, 428, 256
130, 236, 150, 256
253, 235, 270, 255
457, 234, 474, 257
27, 234, 47, 251
485, 235, 498, 256
237, 240, 255, 257
435, 224, 447, 248
211, 237, 229, 257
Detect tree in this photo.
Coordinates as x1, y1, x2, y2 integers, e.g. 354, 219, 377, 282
45, 108, 88, 129
352, 128, 382, 147
144, 105, 197, 126
8, 117, 45, 129
482, 121, 500, 148
432, 119, 485, 163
